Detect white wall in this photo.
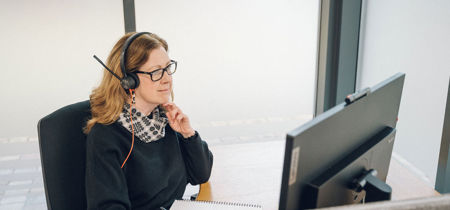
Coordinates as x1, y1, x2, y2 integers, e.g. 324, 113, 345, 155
135, 0, 318, 138
0, 0, 124, 138
0, 1, 319, 140
357, 0, 450, 185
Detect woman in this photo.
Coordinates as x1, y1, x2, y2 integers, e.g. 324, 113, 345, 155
84, 32, 213, 210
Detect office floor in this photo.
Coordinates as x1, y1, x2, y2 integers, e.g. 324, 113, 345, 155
0, 114, 312, 210
0, 137, 44, 210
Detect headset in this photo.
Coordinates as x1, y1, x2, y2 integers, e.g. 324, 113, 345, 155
93, 32, 153, 168
93, 31, 152, 91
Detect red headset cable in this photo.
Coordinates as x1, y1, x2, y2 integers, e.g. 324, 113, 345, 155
121, 89, 135, 168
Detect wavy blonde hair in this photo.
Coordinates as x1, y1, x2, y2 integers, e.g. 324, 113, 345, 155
84, 32, 169, 133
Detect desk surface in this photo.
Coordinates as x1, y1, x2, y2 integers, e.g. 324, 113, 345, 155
197, 140, 439, 210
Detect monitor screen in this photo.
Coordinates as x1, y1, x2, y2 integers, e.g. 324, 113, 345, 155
279, 73, 405, 210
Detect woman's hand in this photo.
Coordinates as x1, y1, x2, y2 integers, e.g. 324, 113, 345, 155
162, 103, 195, 138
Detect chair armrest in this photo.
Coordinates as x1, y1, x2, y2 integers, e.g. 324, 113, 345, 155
196, 182, 212, 201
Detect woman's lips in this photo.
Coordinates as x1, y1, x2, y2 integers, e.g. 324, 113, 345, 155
158, 89, 169, 92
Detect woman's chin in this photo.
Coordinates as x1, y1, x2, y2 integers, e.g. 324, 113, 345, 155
159, 97, 171, 104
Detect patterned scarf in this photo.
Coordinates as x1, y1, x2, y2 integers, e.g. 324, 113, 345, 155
117, 103, 169, 143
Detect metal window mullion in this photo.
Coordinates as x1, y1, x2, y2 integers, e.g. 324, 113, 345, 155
123, 0, 136, 33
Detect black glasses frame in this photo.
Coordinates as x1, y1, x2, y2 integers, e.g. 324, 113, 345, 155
135, 60, 177, 82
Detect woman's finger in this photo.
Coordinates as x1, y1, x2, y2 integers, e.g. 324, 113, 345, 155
163, 103, 189, 132
176, 114, 184, 122
167, 112, 177, 126
165, 107, 175, 120
163, 102, 174, 106
171, 109, 179, 120
162, 103, 175, 111
166, 113, 172, 123
163, 103, 184, 118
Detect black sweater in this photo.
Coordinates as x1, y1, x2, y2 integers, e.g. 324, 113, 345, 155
85, 122, 213, 210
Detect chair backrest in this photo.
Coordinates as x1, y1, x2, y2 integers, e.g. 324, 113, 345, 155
37, 100, 91, 210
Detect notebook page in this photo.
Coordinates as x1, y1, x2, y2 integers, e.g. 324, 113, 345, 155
170, 199, 263, 210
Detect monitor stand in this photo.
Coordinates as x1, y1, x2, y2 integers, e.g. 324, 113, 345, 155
352, 169, 392, 202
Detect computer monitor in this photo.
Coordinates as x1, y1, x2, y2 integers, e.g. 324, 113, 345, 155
279, 73, 405, 210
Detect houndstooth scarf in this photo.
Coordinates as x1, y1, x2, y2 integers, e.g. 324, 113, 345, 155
117, 103, 169, 143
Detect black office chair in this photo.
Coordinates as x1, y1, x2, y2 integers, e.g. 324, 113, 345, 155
37, 100, 204, 209
37, 100, 91, 210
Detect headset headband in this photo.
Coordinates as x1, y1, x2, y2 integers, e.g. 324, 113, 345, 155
120, 32, 152, 79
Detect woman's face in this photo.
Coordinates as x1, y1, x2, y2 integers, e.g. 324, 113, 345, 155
134, 46, 172, 109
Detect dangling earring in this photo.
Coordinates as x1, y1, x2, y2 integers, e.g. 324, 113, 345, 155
131, 90, 136, 104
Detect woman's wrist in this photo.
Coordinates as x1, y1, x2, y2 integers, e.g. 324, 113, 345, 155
181, 129, 196, 139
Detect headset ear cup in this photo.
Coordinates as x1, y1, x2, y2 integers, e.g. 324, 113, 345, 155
128, 72, 140, 89
120, 73, 139, 90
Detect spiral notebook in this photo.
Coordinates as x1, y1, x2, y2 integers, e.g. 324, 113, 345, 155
170, 199, 263, 210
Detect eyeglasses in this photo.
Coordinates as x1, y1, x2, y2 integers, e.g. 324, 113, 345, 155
135, 60, 177, 82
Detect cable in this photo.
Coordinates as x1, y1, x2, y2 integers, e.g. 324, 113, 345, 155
121, 89, 135, 168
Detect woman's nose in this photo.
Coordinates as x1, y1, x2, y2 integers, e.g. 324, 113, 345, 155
160, 71, 171, 83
